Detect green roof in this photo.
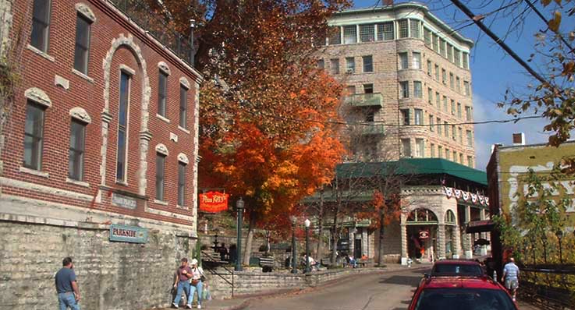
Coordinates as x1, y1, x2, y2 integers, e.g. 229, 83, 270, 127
336, 158, 487, 186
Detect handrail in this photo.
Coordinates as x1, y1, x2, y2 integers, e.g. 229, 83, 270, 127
201, 250, 235, 290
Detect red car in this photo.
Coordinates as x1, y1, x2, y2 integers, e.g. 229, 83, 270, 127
409, 277, 518, 310
428, 260, 485, 277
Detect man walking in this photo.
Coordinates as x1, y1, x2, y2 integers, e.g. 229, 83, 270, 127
502, 257, 520, 302
173, 258, 193, 309
55, 257, 80, 310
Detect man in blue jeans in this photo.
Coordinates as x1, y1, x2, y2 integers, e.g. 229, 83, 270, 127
173, 258, 193, 309
55, 257, 80, 310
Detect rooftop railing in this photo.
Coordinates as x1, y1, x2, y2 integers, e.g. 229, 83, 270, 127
108, 0, 194, 66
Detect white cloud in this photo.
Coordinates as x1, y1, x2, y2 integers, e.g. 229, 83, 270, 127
473, 95, 551, 170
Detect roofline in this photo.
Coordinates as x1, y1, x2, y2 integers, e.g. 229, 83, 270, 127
332, 2, 474, 47
497, 139, 575, 151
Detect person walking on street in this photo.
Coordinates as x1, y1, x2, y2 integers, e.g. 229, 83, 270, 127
502, 257, 520, 302
173, 258, 193, 309
189, 259, 205, 309
55, 257, 80, 310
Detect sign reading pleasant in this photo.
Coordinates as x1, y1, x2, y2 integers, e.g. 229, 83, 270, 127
199, 191, 229, 213
109, 224, 148, 244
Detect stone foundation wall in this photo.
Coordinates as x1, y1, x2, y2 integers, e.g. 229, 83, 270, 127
0, 220, 195, 310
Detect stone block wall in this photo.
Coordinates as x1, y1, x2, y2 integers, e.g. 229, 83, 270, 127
0, 221, 194, 310
205, 267, 378, 300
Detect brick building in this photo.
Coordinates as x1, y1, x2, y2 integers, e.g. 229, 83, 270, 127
306, 2, 488, 265
0, 0, 202, 309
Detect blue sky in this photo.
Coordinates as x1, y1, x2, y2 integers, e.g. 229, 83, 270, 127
353, 0, 554, 170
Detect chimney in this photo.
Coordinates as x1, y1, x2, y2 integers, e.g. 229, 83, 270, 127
383, 0, 393, 5
491, 143, 503, 154
512, 133, 525, 146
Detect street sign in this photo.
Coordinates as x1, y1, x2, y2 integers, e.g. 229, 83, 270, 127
419, 230, 430, 239
109, 224, 148, 244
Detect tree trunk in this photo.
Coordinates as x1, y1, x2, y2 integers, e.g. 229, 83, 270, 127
330, 196, 341, 265
243, 215, 256, 265
316, 190, 324, 261
377, 209, 385, 266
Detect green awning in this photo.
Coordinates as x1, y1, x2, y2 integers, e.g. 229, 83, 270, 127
335, 158, 487, 186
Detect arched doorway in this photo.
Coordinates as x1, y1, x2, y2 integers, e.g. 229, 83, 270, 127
406, 208, 438, 262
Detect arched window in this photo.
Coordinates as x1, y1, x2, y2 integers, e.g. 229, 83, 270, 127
445, 210, 456, 225
406, 208, 438, 224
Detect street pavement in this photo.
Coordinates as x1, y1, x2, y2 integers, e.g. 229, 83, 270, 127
158, 266, 541, 310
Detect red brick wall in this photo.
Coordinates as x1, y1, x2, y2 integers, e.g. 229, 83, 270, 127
1, 0, 200, 226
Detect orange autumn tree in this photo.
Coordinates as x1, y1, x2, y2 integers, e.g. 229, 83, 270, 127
147, 0, 352, 262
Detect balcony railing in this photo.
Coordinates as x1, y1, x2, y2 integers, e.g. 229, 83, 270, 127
109, 0, 193, 66
345, 93, 383, 108
359, 123, 385, 135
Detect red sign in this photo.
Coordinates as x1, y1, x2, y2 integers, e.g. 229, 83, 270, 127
419, 230, 430, 239
199, 191, 229, 213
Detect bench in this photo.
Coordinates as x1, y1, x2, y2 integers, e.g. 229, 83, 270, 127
250, 256, 274, 272
357, 258, 373, 267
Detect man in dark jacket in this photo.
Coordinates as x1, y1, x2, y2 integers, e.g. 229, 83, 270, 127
55, 257, 80, 310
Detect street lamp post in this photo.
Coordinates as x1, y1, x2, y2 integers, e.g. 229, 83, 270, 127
290, 216, 298, 274
189, 19, 196, 66
236, 198, 244, 271
305, 219, 311, 273
556, 230, 564, 264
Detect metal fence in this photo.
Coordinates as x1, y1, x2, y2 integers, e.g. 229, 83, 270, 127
519, 264, 575, 309
108, 0, 193, 65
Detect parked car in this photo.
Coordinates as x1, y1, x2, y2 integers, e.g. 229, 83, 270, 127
428, 260, 485, 277
409, 277, 518, 310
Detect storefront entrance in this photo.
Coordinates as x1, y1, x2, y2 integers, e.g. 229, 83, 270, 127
406, 208, 438, 262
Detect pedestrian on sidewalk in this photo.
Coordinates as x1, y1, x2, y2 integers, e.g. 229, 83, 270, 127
173, 258, 193, 309
55, 257, 81, 310
189, 259, 206, 309
502, 257, 520, 302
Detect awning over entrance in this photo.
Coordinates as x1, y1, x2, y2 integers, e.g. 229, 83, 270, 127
466, 220, 494, 233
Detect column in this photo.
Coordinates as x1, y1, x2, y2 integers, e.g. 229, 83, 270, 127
452, 224, 461, 259
362, 228, 368, 257
401, 221, 408, 265
464, 206, 473, 259
437, 224, 446, 259
349, 229, 354, 257
480, 209, 488, 255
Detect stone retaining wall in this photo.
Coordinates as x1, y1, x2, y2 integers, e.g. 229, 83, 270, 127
205, 267, 383, 300
0, 220, 195, 310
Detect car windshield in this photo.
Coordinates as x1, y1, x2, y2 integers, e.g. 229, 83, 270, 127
415, 288, 516, 310
431, 264, 483, 276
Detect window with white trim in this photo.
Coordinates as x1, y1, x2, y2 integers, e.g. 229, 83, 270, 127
412, 52, 421, 69
399, 52, 408, 70
413, 81, 422, 98
363, 55, 373, 73
343, 25, 357, 44
360, 24, 375, 42
424, 28, 431, 47
178, 161, 186, 206
31, 0, 51, 52
155, 153, 166, 201
68, 119, 86, 181
73, 13, 92, 74
414, 109, 423, 125
377, 22, 394, 41
415, 138, 424, 158
116, 71, 131, 182
400, 81, 409, 98
179, 83, 188, 128
158, 71, 168, 117
401, 139, 411, 158
429, 115, 434, 131
329, 27, 341, 45
23, 101, 46, 170
409, 20, 420, 38
398, 20, 408, 38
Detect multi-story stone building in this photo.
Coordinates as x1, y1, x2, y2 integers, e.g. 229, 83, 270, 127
319, 1, 475, 166
305, 2, 488, 265
0, 0, 201, 308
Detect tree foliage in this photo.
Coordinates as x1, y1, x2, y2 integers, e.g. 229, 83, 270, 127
148, 0, 351, 242
493, 169, 573, 264
497, 0, 575, 172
